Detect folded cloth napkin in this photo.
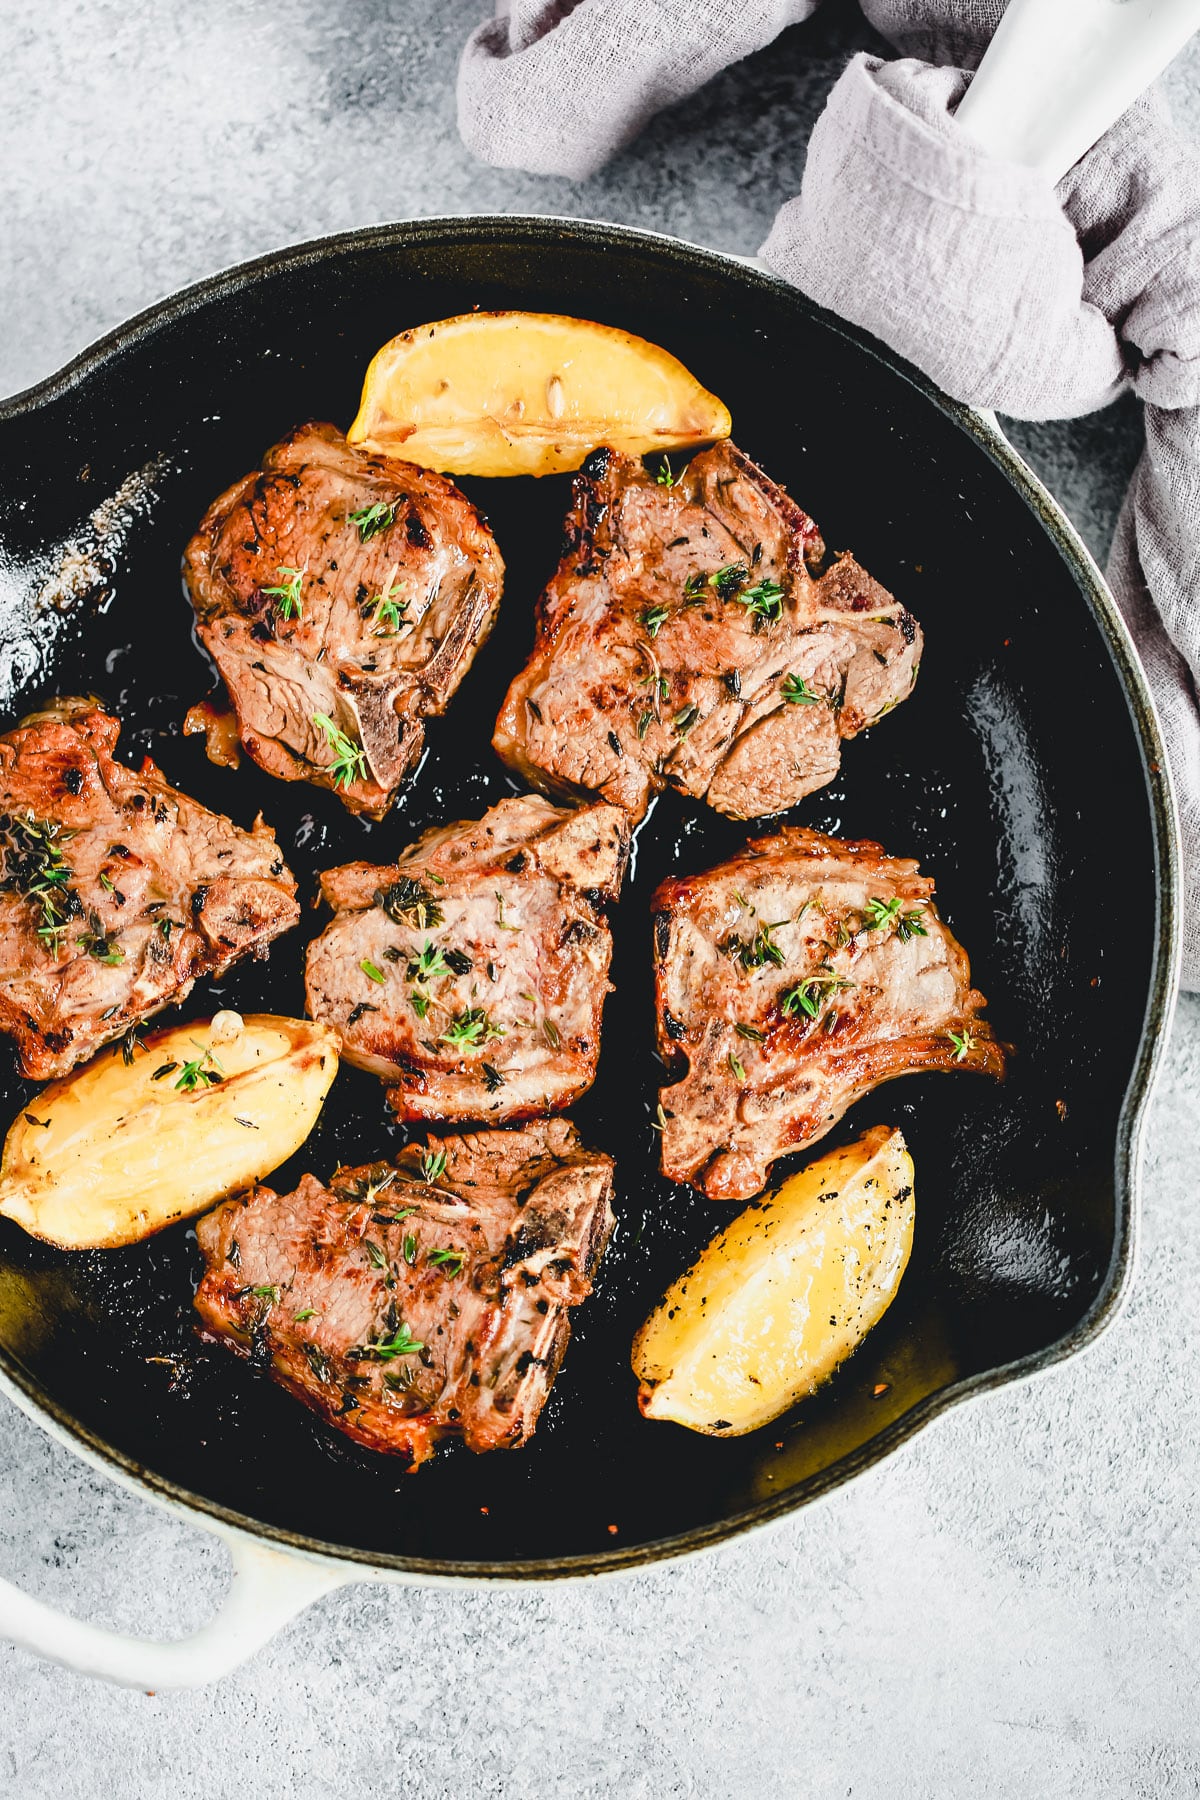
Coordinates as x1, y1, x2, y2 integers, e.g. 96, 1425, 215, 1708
459, 1, 1200, 988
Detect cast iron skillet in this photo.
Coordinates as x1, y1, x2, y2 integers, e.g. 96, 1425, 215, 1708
0, 216, 1179, 1578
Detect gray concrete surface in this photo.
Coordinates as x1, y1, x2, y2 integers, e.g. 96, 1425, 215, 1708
1, 4, 1198, 1795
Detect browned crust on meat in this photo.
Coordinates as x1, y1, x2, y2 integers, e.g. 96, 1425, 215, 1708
0, 699, 298, 1079
193, 1119, 615, 1465
652, 826, 1006, 1199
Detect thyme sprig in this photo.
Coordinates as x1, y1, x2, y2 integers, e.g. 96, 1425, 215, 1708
313, 712, 367, 790
1, 812, 79, 954
261, 565, 304, 620
441, 1008, 505, 1053
781, 673, 821, 705
174, 1043, 223, 1091
863, 896, 928, 941
781, 966, 855, 1022
348, 500, 398, 542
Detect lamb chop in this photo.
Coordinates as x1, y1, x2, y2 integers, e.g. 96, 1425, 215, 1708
493, 441, 921, 823
653, 826, 1005, 1201
0, 700, 298, 1080
194, 1120, 616, 1466
306, 793, 628, 1122
183, 422, 505, 818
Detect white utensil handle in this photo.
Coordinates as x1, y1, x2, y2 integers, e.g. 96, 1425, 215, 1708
955, 0, 1200, 184
0, 1531, 348, 1689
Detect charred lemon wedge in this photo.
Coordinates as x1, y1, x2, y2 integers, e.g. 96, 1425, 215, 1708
347, 311, 732, 478
0, 1011, 339, 1249
632, 1126, 915, 1436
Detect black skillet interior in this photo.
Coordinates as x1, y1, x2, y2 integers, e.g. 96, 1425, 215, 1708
0, 218, 1170, 1574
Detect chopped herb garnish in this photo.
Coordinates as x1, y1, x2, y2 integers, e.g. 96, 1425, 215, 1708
734, 1023, 765, 1041
262, 564, 304, 620
441, 1008, 505, 1053
407, 940, 452, 984
173, 1043, 223, 1091
781, 673, 821, 705
369, 571, 408, 636
863, 896, 928, 941
294, 1309, 318, 1322
428, 1247, 465, 1277
151, 1062, 179, 1081
23, 1113, 50, 1129
642, 605, 670, 638
481, 1062, 505, 1092
403, 1233, 417, 1266
377, 876, 444, 931
948, 1028, 976, 1062
543, 1017, 560, 1049
781, 966, 855, 1021
364, 1240, 389, 1272
354, 1322, 423, 1360
361, 958, 387, 984
724, 919, 789, 971
234, 1116, 258, 1129
637, 711, 653, 740
495, 892, 519, 932
313, 712, 367, 791
656, 455, 681, 487
348, 500, 397, 542
728, 1052, 746, 1082
1, 810, 78, 955
733, 577, 785, 625
251, 1284, 280, 1302
421, 1148, 447, 1184
120, 1025, 145, 1067
672, 704, 699, 738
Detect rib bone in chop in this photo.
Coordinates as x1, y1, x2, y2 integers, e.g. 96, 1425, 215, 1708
183, 422, 505, 817
653, 826, 1005, 1200
306, 793, 629, 1122
194, 1120, 616, 1466
494, 442, 921, 822
0, 700, 298, 1080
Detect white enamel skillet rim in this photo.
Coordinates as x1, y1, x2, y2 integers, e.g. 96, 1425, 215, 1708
0, 210, 1181, 1689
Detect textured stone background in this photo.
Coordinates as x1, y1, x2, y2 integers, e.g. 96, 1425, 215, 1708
1, 4, 1199, 1795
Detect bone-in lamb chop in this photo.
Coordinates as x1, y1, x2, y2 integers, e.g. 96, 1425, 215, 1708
493, 442, 921, 823
0, 701, 299, 1080
183, 422, 505, 818
653, 826, 1005, 1201
306, 793, 628, 1122
194, 1121, 615, 1466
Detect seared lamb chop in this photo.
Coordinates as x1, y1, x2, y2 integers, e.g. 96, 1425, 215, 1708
306, 794, 628, 1122
653, 826, 1005, 1200
183, 422, 504, 818
194, 1120, 616, 1466
0, 701, 298, 1080
494, 442, 920, 822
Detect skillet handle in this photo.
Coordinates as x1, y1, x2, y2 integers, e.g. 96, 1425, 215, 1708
954, 0, 1200, 184
0, 1529, 350, 1689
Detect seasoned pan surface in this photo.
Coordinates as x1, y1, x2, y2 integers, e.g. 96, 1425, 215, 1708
0, 218, 1176, 1575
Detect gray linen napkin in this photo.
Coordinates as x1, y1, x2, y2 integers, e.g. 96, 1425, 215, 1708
459, 1, 1200, 988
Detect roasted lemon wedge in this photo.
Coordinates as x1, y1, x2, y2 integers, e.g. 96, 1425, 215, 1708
347, 311, 732, 478
632, 1126, 915, 1436
0, 1011, 338, 1249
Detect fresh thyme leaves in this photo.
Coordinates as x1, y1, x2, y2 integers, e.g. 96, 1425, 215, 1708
637, 710, 653, 740
120, 1025, 145, 1066
781, 966, 855, 1021
1, 811, 78, 953
348, 500, 397, 542
79, 918, 125, 965
364, 1240, 389, 1272
723, 920, 789, 972
313, 712, 367, 790
377, 876, 443, 931
403, 1233, 417, 1266
672, 704, 699, 738
251, 1284, 280, 1302
262, 564, 304, 620
443, 947, 472, 977
353, 1322, 423, 1360
728, 1051, 746, 1083
687, 562, 748, 602
428, 1247, 465, 1277
482, 1061, 505, 1092
863, 896, 928, 941
642, 604, 670, 638
421, 1148, 447, 1184
733, 578, 785, 625
173, 1043, 223, 1091
781, 673, 820, 705
407, 940, 452, 984
369, 570, 408, 636
441, 1008, 505, 1053
151, 1062, 179, 1081
656, 455, 681, 487
294, 1308, 318, 1322
495, 891, 519, 931
542, 1017, 560, 1049
361, 959, 387, 985
948, 1028, 976, 1062
734, 1023, 765, 1041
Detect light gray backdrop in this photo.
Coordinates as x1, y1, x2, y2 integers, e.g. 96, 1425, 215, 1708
1, 4, 1199, 1796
